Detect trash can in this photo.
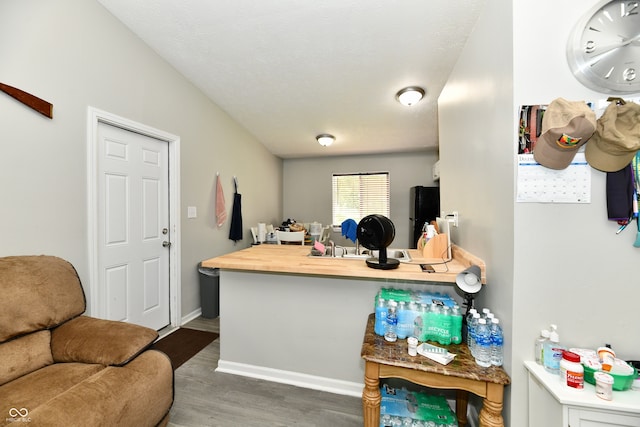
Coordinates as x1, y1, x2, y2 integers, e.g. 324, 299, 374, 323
197, 263, 219, 319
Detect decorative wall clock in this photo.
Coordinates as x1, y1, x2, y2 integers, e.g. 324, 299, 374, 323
566, 0, 640, 94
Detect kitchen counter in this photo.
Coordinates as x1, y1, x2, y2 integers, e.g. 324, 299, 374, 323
201, 243, 486, 283
201, 243, 487, 400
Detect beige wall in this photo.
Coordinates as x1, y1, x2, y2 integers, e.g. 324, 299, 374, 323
283, 151, 439, 249
0, 0, 282, 318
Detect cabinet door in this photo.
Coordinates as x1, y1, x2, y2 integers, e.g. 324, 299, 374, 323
568, 407, 640, 427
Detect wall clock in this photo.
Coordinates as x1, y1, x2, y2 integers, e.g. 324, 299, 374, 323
566, 0, 640, 94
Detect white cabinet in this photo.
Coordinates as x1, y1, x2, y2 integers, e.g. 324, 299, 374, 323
568, 407, 640, 426
525, 361, 640, 427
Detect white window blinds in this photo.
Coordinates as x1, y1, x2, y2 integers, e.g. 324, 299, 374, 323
332, 172, 390, 226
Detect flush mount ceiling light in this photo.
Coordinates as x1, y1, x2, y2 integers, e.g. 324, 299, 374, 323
396, 86, 425, 106
316, 134, 335, 147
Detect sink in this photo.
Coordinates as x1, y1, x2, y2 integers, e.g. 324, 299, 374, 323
309, 247, 412, 263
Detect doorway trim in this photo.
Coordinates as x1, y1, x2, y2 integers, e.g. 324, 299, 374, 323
86, 106, 181, 329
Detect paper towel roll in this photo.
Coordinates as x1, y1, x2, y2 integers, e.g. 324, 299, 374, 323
258, 223, 266, 243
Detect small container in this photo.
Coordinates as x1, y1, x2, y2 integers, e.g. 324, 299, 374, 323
594, 372, 614, 400
598, 346, 616, 372
583, 364, 638, 391
559, 350, 584, 390
407, 336, 418, 356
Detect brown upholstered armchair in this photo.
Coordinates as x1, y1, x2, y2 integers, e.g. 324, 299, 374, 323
0, 256, 173, 426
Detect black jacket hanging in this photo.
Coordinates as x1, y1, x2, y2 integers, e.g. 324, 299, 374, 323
606, 164, 634, 223
228, 177, 243, 242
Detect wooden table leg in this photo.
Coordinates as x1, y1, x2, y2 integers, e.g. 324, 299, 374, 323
362, 361, 381, 427
456, 389, 469, 427
478, 383, 505, 427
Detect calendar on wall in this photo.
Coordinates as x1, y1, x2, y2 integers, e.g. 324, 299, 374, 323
517, 104, 591, 204
517, 153, 590, 203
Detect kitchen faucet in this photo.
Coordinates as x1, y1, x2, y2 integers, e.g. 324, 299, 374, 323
328, 240, 335, 257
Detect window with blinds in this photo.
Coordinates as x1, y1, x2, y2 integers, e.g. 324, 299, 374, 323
332, 172, 390, 226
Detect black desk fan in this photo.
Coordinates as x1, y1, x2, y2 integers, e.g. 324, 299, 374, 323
357, 214, 400, 270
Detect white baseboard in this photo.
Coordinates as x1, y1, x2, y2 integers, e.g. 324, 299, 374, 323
216, 360, 363, 398
217, 360, 481, 426
180, 308, 202, 326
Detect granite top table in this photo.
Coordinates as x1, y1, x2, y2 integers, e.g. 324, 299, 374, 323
360, 314, 510, 427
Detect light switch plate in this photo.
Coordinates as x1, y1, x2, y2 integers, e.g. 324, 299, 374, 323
187, 206, 197, 219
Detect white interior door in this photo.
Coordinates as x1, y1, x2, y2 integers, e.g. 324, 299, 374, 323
96, 122, 171, 330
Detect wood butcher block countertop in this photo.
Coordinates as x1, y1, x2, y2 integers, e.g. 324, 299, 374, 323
201, 244, 486, 284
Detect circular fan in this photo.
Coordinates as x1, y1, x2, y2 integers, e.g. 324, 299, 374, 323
357, 214, 399, 270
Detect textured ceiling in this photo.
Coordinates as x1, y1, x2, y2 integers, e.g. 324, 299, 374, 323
97, 0, 486, 159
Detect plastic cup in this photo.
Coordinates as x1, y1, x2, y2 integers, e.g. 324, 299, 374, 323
594, 372, 614, 400
407, 337, 418, 356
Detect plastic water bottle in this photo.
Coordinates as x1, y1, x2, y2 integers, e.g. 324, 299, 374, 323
426, 303, 440, 342
396, 301, 408, 339
535, 327, 550, 365
416, 303, 428, 341
474, 318, 492, 367
407, 301, 419, 338
374, 298, 388, 336
464, 308, 477, 346
439, 306, 452, 345
450, 305, 463, 344
468, 312, 481, 357
490, 318, 504, 366
384, 301, 398, 342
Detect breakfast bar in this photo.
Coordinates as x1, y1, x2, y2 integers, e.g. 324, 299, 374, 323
201, 244, 489, 401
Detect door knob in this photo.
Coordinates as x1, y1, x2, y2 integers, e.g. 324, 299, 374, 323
162, 228, 168, 235
162, 241, 172, 248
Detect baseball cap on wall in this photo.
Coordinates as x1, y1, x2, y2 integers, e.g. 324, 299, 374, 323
533, 98, 596, 170
585, 100, 640, 173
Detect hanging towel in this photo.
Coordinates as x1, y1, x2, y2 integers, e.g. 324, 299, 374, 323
228, 177, 243, 242
341, 218, 358, 243
215, 174, 227, 227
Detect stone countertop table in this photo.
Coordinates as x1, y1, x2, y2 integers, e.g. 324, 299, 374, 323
361, 314, 510, 427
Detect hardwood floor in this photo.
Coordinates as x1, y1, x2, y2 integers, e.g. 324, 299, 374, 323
167, 316, 364, 427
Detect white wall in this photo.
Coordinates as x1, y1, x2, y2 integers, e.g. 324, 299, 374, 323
0, 0, 282, 318
283, 151, 439, 248
440, 0, 640, 426
439, 0, 515, 423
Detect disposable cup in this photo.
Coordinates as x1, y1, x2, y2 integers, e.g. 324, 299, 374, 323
594, 372, 614, 400
407, 337, 418, 356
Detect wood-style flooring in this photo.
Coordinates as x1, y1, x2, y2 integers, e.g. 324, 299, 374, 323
167, 316, 363, 427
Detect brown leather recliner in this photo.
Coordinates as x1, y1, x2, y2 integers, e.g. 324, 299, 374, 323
0, 256, 173, 426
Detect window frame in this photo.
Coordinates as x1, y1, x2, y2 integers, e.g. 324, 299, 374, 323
331, 171, 390, 228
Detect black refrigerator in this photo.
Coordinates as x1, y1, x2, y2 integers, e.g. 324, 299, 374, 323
409, 186, 440, 248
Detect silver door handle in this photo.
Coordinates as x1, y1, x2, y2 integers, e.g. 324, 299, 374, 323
162, 241, 172, 248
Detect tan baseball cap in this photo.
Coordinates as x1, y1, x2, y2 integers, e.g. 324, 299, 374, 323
585, 100, 640, 172
533, 98, 596, 170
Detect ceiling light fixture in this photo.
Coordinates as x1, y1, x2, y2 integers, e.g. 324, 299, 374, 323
316, 134, 335, 147
396, 86, 425, 106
